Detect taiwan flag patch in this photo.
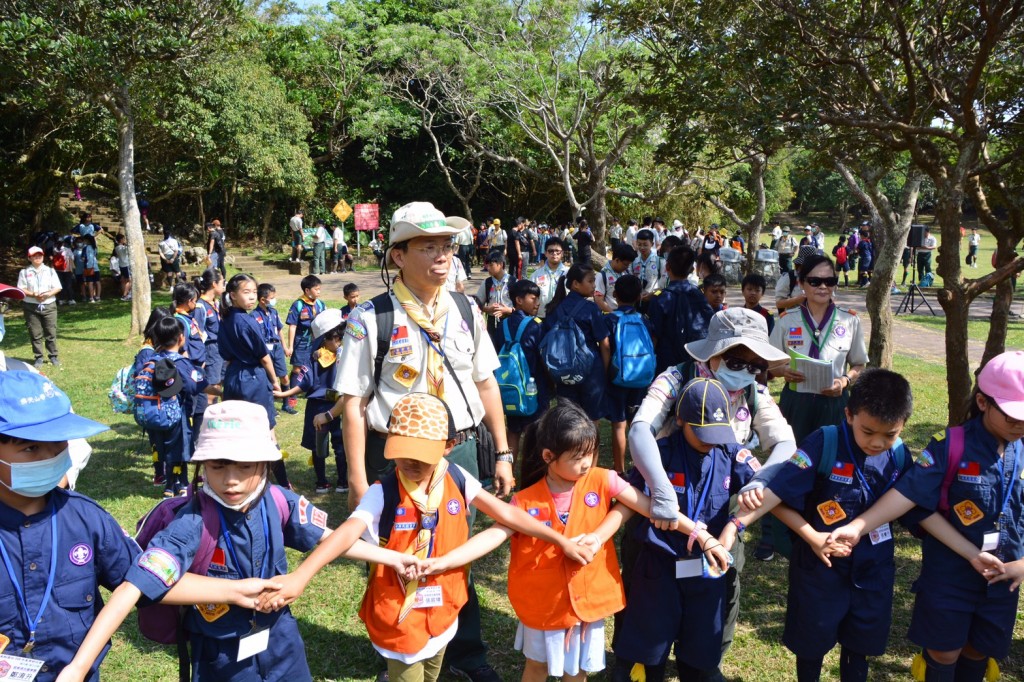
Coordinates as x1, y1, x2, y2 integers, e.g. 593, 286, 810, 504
829, 461, 855, 485
669, 472, 687, 493
957, 460, 982, 484
527, 507, 552, 527
209, 547, 228, 573
789, 327, 802, 337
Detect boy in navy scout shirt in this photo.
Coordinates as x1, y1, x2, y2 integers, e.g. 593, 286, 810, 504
501, 278, 545, 457
604, 274, 652, 473
254, 283, 291, 414
59, 401, 332, 682
284, 275, 326, 413
612, 378, 757, 682
722, 368, 914, 682
276, 309, 349, 494
647, 245, 713, 374
0, 372, 138, 682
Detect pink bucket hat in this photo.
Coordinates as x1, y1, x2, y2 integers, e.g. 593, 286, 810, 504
978, 351, 1024, 421
191, 401, 281, 462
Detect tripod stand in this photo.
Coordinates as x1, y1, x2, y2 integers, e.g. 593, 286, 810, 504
896, 247, 936, 316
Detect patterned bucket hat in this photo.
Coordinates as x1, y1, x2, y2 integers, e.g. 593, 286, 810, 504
384, 393, 457, 464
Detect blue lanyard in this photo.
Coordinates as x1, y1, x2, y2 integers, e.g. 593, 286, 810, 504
0, 512, 58, 652
841, 422, 898, 503
216, 500, 271, 580
680, 443, 716, 524
996, 441, 1021, 525
418, 307, 451, 358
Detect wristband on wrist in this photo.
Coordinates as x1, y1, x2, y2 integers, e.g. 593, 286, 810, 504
687, 521, 708, 553
496, 449, 514, 464
729, 515, 746, 534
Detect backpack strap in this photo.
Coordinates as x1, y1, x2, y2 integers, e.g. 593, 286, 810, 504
191, 493, 222, 577
512, 317, 530, 345
816, 425, 839, 477
502, 318, 512, 346
268, 485, 291, 530
371, 293, 396, 388
450, 291, 476, 341
378, 465, 469, 546
892, 438, 907, 471
744, 383, 758, 419
939, 426, 965, 514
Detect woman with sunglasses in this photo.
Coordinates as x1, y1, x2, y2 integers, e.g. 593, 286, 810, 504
622, 308, 797, 681
769, 253, 867, 444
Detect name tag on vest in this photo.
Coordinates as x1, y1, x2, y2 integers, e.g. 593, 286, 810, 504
414, 585, 443, 609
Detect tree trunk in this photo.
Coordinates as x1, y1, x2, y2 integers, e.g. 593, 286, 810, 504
934, 195, 972, 423
197, 192, 205, 228
982, 234, 1017, 365
261, 196, 277, 245
110, 87, 149, 337
838, 199, 849, 232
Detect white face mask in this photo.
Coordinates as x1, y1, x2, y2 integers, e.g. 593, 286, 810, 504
201, 469, 268, 512
266, 298, 277, 308
714, 365, 758, 393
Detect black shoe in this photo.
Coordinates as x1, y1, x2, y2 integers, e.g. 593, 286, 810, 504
449, 664, 502, 682
282, 404, 299, 415
374, 672, 389, 682
753, 543, 775, 562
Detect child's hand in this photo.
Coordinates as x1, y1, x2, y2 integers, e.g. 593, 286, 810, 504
984, 558, 1024, 590
703, 541, 731, 574
419, 556, 452, 576
229, 578, 284, 609
970, 552, 1005, 580
718, 523, 738, 552
389, 553, 425, 581
272, 390, 286, 399
574, 533, 604, 555
808, 530, 851, 567
559, 537, 594, 566
255, 573, 307, 612
738, 486, 765, 514
826, 521, 864, 549
55, 663, 89, 682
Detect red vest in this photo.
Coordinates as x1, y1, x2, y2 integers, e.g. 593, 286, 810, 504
359, 473, 469, 654
508, 467, 626, 629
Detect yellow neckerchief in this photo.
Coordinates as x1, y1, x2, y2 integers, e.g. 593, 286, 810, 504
317, 348, 337, 368
301, 295, 317, 306
396, 458, 449, 623
393, 274, 449, 400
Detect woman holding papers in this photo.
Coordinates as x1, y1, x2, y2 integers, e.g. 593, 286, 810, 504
768, 253, 867, 443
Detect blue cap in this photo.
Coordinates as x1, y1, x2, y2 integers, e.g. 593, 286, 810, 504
676, 378, 737, 445
0, 371, 109, 441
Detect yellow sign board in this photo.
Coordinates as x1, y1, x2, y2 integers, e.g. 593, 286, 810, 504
332, 199, 352, 223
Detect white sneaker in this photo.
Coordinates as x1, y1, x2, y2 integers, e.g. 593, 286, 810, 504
68, 300, 77, 305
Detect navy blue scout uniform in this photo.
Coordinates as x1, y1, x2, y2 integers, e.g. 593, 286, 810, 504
197, 299, 223, 384
541, 290, 608, 421
502, 310, 546, 432
219, 308, 276, 428
252, 305, 287, 379
647, 279, 713, 374
285, 298, 326, 369
897, 416, 1024, 659
0, 489, 140, 682
615, 432, 757, 672
151, 349, 208, 469
764, 422, 906, 660
294, 348, 347, 489
176, 310, 208, 369
605, 304, 653, 422
129, 488, 327, 681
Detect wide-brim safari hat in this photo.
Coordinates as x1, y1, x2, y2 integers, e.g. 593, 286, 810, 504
386, 202, 470, 267
685, 308, 788, 364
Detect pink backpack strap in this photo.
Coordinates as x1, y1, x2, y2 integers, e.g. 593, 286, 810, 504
191, 492, 221, 576
268, 485, 291, 530
939, 425, 966, 515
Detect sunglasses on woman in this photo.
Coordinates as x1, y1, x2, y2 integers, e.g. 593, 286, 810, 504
722, 355, 769, 375
804, 276, 839, 288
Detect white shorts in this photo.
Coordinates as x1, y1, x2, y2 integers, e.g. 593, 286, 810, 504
514, 619, 606, 677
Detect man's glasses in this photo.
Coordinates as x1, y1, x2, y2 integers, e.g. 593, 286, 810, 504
413, 242, 456, 259
546, 249, 563, 255
722, 355, 769, 375
804, 276, 839, 288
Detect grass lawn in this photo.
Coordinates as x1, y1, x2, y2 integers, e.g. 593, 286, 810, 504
899, 314, 1024, 350
3, 299, 1024, 680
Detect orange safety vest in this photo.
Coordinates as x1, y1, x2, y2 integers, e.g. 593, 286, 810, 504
359, 473, 470, 654
508, 467, 626, 630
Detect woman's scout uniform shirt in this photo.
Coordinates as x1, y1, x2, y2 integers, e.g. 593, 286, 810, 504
175, 311, 207, 368
285, 298, 326, 368
129, 487, 327, 681
530, 262, 568, 318
219, 308, 276, 428
358, 471, 470, 656
763, 422, 906, 658
508, 468, 626, 630
0, 490, 140, 682
335, 291, 499, 436
197, 299, 223, 384
614, 432, 758, 670
540, 291, 610, 421
895, 416, 1024, 641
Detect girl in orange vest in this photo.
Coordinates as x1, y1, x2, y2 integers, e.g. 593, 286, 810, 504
423, 400, 730, 681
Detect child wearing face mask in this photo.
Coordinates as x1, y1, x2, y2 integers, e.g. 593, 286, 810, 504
0, 371, 140, 682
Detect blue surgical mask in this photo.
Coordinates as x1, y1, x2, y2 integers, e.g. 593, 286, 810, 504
267, 298, 277, 308
714, 365, 757, 392
0, 448, 72, 498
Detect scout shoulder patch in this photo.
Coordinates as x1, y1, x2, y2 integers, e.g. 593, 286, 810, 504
788, 450, 812, 470
913, 449, 935, 468
953, 499, 984, 526
817, 500, 847, 525
137, 548, 181, 587
736, 449, 761, 472
345, 318, 367, 340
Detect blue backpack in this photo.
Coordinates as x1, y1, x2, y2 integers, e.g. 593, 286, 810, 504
611, 310, 656, 388
108, 365, 135, 414
496, 318, 538, 415
133, 356, 183, 431
540, 299, 594, 385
